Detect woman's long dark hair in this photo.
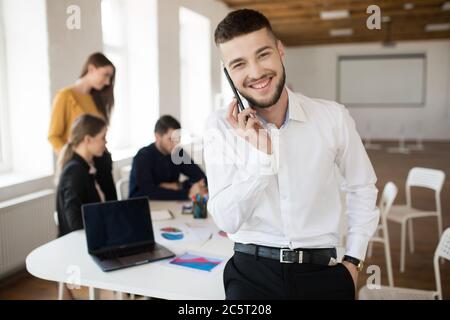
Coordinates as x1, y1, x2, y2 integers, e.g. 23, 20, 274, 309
80, 52, 115, 123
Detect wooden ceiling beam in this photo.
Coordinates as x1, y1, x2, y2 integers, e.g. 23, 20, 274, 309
268, 7, 450, 25
224, 0, 446, 15
270, 12, 450, 32
218, 0, 450, 46
280, 31, 450, 46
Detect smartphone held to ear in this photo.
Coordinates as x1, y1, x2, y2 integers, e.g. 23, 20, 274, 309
223, 67, 250, 114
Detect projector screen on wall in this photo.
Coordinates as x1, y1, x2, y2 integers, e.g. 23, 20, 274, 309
337, 54, 426, 106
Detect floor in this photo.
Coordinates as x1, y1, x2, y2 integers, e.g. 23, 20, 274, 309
0, 140, 449, 300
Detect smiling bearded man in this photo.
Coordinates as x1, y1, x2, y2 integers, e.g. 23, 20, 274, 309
203, 9, 380, 300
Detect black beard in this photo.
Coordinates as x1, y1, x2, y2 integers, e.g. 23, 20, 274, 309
241, 65, 286, 109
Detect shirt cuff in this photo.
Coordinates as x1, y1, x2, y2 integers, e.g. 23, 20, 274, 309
345, 233, 370, 261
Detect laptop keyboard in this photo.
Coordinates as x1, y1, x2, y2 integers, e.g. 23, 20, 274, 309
98, 244, 155, 260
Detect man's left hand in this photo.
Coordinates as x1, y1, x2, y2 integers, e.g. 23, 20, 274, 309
342, 261, 358, 288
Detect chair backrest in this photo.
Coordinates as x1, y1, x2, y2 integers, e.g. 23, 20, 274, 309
405, 167, 445, 207
435, 228, 450, 261
433, 228, 450, 299
116, 177, 130, 201
379, 181, 398, 221
53, 211, 59, 227
120, 165, 132, 180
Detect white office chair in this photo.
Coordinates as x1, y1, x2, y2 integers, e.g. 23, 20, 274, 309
359, 227, 450, 300
120, 165, 132, 180
367, 182, 397, 287
116, 177, 130, 201
386, 167, 445, 273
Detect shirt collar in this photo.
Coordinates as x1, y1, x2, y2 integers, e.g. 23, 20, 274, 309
286, 87, 307, 123
257, 87, 307, 127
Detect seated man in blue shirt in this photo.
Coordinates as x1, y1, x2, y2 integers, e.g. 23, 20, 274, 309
129, 115, 207, 200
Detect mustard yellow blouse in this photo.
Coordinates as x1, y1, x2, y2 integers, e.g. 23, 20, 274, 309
48, 87, 103, 153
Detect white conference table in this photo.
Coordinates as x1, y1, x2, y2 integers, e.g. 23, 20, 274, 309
26, 201, 234, 300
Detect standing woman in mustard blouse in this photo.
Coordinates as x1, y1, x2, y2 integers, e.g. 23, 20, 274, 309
48, 52, 117, 200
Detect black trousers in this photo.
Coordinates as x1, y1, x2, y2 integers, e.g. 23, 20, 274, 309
224, 251, 355, 300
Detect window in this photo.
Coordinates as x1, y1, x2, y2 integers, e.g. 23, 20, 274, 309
0, 0, 52, 184
0, 5, 10, 173
179, 7, 211, 138
101, 0, 129, 151
101, 0, 159, 158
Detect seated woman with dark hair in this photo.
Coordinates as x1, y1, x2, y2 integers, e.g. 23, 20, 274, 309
55, 114, 108, 237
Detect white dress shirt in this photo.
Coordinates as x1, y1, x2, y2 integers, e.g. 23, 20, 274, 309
203, 88, 380, 260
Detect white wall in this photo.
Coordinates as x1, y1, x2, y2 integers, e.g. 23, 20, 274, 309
46, 0, 104, 100
284, 40, 450, 140
157, 0, 229, 121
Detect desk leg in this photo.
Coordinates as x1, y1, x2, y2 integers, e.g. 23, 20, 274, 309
57, 282, 64, 300
89, 287, 100, 300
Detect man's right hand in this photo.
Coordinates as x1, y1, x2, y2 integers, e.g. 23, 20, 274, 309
226, 99, 272, 155
188, 179, 207, 199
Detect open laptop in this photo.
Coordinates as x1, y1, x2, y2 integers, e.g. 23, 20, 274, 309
82, 197, 175, 272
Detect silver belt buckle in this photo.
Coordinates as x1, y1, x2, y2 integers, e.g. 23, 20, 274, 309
280, 249, 303, 263
280, 249, 293, 263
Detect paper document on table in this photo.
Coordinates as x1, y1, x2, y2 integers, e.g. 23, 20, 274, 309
155, 224, 212, 245
151, 210, 174, 221
167, 252, 224, 272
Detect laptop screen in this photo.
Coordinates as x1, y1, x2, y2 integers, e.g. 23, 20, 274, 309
82, 197, 154, 253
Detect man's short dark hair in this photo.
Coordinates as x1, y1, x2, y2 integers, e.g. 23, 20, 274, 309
214, 9, 276, 46
154, 115, 181, 135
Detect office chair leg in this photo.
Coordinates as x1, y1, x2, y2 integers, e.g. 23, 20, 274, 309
437, 214, 443, 237
400, 222, 406, 273
408, 220, 415, 253
367, 241, 374, 258
384, 240, 394, 287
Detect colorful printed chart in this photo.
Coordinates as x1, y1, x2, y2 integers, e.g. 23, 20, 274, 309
169, 253, 223, 272
160, 227, 184, 240
155, 224, 213, 245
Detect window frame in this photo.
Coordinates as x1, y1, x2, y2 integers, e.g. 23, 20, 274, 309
0, 6, 11, 174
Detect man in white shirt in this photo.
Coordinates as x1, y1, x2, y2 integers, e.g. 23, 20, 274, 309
204, 9, 380, 300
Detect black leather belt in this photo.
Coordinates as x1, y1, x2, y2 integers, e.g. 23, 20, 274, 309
234, 243, 338, 266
